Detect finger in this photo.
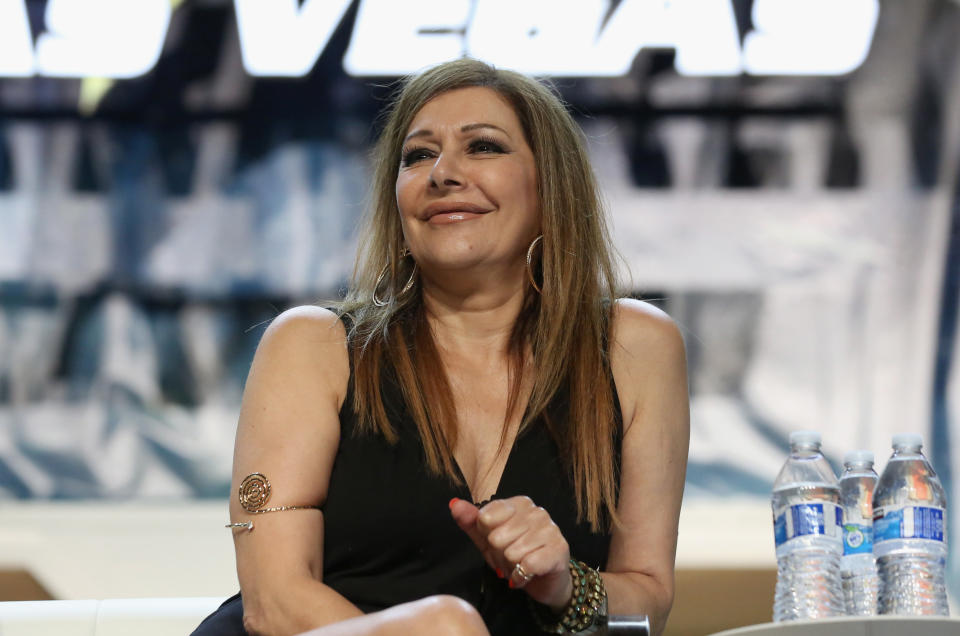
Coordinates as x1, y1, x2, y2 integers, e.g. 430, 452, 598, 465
510, 542, 571, 594
483, 500, 552, 580
481, 546, 509, 580
489, 539, 551, 590
508, 560, 537, 589
515, 545, 552, 575
449, 498, 486, 550
476, 500, 519, 576
488, 505, 555, 562
476, 499, 517, 535
504, 524, 566, 590
502, 521, 556, 568
451, 499, 528, 578
485, 513, 530, 554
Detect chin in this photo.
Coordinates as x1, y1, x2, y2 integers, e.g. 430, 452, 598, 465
420, 253, 488, 272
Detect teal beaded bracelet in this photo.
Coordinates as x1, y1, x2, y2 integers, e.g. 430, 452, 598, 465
530, 559, 608, 634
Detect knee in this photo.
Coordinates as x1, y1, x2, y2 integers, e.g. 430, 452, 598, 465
397, 595, 487, 636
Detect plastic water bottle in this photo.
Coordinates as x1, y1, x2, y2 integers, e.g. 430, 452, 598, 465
874, 433, 949, 615
840, 450, 879, 615
771, 431, 844, 621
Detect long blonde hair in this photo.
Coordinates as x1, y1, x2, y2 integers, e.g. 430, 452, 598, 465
338, 59, 621, 531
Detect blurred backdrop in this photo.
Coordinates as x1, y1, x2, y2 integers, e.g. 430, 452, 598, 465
0, 0, 959, 623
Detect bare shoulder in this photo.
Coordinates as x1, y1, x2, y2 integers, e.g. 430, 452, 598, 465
610, 299, 688, 430
251, 305, 350, 408
262, 305, 348, 346
610, 298, 686, 363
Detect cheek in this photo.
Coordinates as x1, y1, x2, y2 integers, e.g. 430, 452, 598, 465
508, 154, 537, 201
496, 163, 536, 205
517, 166, 539, 221
526, 174, 539, 210
395, 173, 415, 214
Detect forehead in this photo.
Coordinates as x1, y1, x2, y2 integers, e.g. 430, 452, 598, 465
406, 86, 523, 136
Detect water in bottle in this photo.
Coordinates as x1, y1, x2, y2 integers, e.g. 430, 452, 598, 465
840, 450, 879, 615
771, 431, 844, 621
874, 433, 949, 615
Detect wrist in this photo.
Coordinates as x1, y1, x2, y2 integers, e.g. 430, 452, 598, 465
529, 559, 608, 634
545, 567, 575, 614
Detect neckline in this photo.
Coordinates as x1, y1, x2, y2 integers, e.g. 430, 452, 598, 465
450, 429, 524, 507
449, 393, 538, 507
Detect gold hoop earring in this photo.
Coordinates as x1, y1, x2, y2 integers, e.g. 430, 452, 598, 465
372, 250, 418, 307
526, 234, 543, 294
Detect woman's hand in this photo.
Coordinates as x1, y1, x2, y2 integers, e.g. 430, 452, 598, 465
449, 496, 573, 611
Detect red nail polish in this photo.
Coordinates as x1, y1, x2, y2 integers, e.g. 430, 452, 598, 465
508, 580, 515, 589
496, 568, 503, 579
449, 498, 459, 509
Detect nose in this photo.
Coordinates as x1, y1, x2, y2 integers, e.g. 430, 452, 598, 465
428, 153, 464, 190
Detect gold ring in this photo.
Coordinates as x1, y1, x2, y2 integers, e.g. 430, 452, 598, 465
512, 562, 533, 583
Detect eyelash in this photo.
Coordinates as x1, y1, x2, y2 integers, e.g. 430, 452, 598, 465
401, 136, 507, 167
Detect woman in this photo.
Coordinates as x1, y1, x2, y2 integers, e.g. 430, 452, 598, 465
193, 58, 689, 636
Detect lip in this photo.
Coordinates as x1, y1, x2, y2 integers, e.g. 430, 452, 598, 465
421, 201, 494, 221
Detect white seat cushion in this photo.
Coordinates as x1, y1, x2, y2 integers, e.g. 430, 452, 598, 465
0, 598, 225, 636
0, 599, 99, 636
95, 597, 224, 636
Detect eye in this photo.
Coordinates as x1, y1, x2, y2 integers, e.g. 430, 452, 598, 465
401, 146, 434, 167
470, 137, 507, 154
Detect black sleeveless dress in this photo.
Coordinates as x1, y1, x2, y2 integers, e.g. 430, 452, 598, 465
192, 346, 621, 636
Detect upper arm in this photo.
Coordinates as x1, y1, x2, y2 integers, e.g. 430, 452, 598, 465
231, 306, 350, 598
607, 299, 690, 605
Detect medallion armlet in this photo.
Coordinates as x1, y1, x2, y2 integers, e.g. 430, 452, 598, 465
224, 472, 320, 532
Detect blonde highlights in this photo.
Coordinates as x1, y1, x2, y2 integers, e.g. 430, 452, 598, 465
338, 59, 621, 531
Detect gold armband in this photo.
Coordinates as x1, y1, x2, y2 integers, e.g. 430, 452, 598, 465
224, 473, 320, 532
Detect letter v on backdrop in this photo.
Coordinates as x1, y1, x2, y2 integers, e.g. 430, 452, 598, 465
0, 0, 879, 79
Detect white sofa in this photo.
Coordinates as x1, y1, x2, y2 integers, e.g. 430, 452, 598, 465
0, 598, 655, 635
0, 597, 224, 636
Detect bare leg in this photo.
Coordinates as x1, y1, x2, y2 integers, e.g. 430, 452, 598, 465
296, 596, 490, 636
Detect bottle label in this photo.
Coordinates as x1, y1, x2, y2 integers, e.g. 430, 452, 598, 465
842, 523, 873, 555
773, 502, 842, 548
874, 506, 946, 543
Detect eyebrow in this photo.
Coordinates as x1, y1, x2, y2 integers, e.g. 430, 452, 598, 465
403, 122, 511, 144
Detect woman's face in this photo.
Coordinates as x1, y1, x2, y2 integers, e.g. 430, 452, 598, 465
395, 86, 539, 280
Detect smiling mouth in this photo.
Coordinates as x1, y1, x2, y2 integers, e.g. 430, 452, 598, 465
427, 211, 488, 225
422, 200, 494, 219
422, 201, 494, 224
